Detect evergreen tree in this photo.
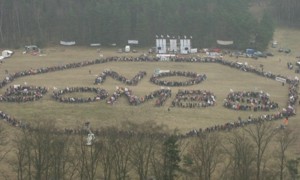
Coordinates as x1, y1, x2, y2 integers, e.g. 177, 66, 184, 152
255, 12, 275, 50
162, 135, 181, 180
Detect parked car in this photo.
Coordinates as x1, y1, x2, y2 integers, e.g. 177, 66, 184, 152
254, 51, 267, 58
264, 52, 274, 56
24, 45, 40, 54
272, 41, 278, 48
284, 49, 291, 54
252, 55, 258, 60
278, 48, 291, 54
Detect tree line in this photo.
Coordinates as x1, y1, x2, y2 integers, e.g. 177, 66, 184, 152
270, 0, 300, 27
0, 0, 274, 50
0, 120, 297, 180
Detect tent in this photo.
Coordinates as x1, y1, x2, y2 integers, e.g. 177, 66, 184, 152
2, 50, 13, 58
0, 50, 14, 60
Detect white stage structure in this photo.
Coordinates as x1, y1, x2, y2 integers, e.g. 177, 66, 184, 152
155, 36, 192, 54
156, 39, 167, 54
180, 39, 191, 54
169, 39, 177, 52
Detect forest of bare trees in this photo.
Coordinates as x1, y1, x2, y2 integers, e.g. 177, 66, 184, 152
0, 120, 295, 180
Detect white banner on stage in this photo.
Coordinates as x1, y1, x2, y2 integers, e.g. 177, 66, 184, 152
128, 40, 139, 45
217, 40, 233, 45
60, 41, 76, 46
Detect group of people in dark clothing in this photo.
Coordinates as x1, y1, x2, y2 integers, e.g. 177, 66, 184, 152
223, 91, 279, 111
0, 85, 47, 102
150, 71, 207, 86
106, 86, 171, 106
52, 87, 108, 103
171, 89, 216, 108
0, 55, 292, 90
0, 54, 298, 137
185, 79, 298, 137
94, 70, 146, 85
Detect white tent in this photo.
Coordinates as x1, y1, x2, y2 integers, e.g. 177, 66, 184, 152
2, 50, 13, 58
156, 39, 167, 54
0, 50, 13, 60
180, 39, 191, 54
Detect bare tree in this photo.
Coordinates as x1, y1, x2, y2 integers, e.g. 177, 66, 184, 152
48, 134, 74, 180
96, 126, 133, 180
128, 121, 164, 180
112, 135, 133, 180
13, 120, 75, 180
14, 128, 32, 180
30, 121, 61, 180
0, 123, 13, 180
222, 130, 255, 180
98, 136, 115, 180
14, 121, 54, 180
150, 138, 165, 180
244, 122, 277, 180
274, 129, 296, 180
188, 133, 223, 180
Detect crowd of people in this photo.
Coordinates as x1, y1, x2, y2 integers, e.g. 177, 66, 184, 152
94, 70, 146, 85
150, 71, 207, 86
0, 85, 47, 102
0, 110, 27, 128
0, 56, 295, 90
106, 86, 171, 106
223, 91, 279, 111
171, 89, 216, 108
0, 55, 298, 137
52, 87, 108, 103
185, 80, 298, 137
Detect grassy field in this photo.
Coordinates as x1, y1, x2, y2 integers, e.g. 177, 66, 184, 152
0, 49, 289, 131
0, 27, 299, 156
